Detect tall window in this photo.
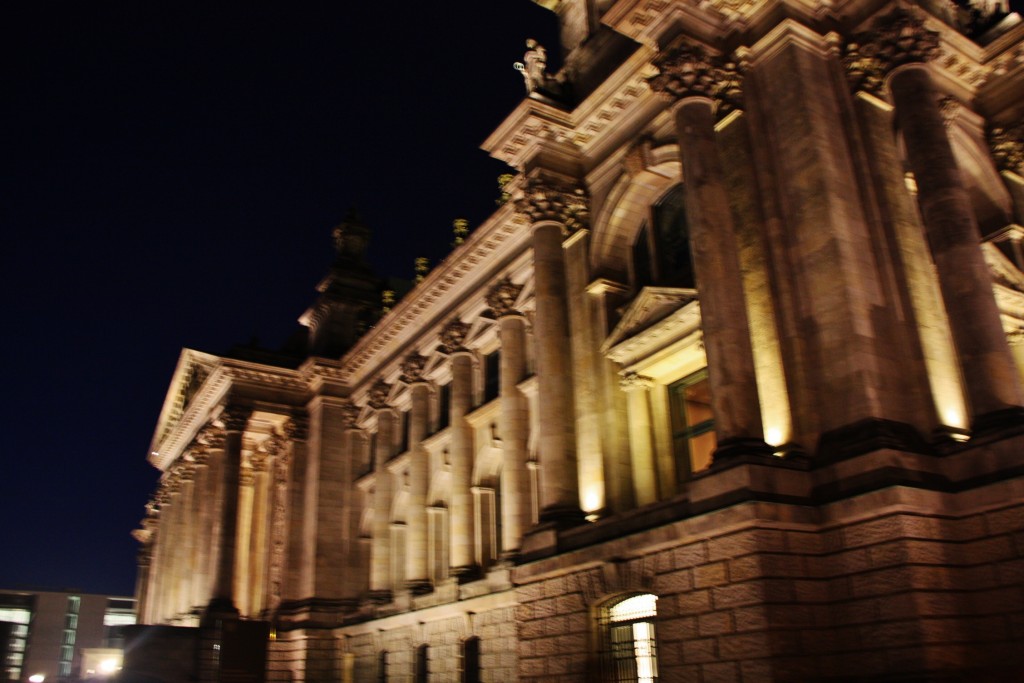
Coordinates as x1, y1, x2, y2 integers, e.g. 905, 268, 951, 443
415, 644, 429, 683
631, 185, 694, 290
600, 593, 659, 683
437, 382, 451, 431
483, 350, 501, 404
377, 650, 388, 683
668, 369, 716, 478
460, 636, 481, 683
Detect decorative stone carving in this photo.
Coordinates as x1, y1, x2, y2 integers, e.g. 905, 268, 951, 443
989, 123, 1024, 174
249, 449, 270, 473
368, 379, 392, 409
439, 319, 470, 353
400, 353, 428, 384
843, 7, 940, 90
512, 175, 590, 232
485, 278, 524, 318
197, 425, 225, 449
221, 404, 251, 432
341, 399, 361, 428
648, 40, 743, 114
285, 415, 309, 441
620, 372, 655, 391
513, 39, 549, 94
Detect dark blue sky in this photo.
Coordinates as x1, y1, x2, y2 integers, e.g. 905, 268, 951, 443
2, 2, 558, 596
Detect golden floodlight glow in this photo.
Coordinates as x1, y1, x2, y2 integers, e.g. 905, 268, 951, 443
99, 658, 119, 673
29, 675, 45, 683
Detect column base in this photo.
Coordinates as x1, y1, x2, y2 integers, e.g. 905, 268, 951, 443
816, 418, 929, 459
450, 565, 483, 584
202, 598, 238, 621
538, 504, 586, 529
365, 590, 392, 605
971, 406, 1024, 438
711, 437, 775, 464
405, 579, 433, 596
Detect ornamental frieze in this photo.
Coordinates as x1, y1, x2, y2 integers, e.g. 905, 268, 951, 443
486, 278, 524, 318
285, 415, 309, 441
513, 175, 590, 232
648, 41, 743, 114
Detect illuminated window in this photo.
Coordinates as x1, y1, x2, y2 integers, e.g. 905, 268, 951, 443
599, 593, 659, 683
669, 369, 716, 477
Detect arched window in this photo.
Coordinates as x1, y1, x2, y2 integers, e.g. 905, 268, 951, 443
631, 185, 694, 291
599, 593, 658, 682
460, 636, 481, 683
415, 644, 429, 683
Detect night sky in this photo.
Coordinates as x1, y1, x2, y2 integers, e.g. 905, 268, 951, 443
3, 2, 559, 597
4, 2, 1023, 600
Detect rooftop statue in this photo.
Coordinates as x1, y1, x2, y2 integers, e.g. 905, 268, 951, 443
514, 39, 548, 94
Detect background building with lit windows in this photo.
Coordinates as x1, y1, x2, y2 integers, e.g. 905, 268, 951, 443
131, 0, 1024, 681
0, 590, 135, 682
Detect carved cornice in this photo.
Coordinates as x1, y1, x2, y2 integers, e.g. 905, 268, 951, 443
485, 278, 525, 318
648, 40, 743, 113
513, 174, 590, 232
439, 320, 471, 354
400, 353, 428, 384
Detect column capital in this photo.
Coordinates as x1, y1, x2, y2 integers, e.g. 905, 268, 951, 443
988, 123, 1024, 175
340, 399, 361, 428
620, 372, 655, 391
285, 415, 309, 441
221, 404, 252, 433
249, 449, 271, 473
368, 379, 393, 410
400, 353, 429, 385
842, 7, 939, 91
512, 173, 590, 232
485, 277, 525, 318
648, 39, 743, 114
439, 319, 471, 354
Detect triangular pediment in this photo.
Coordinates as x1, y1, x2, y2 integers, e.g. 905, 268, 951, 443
149, 348, 222, 463
602, 287, 699, 352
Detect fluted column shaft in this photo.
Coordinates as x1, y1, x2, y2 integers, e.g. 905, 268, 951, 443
889, 65, 1024, 427
405, 381, 431, 592
497, 313, 531, 553
370, 408, 396, 595
190, 453, 211, 611
622, 375, 658, 507
532, 220, 582, 520
210, 407, 248, 614
672, 97, 767, 453
449, 351, 476, 572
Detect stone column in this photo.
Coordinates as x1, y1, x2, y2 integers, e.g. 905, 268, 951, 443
159, 471, 182, 622
265, 435, 290, 614
368, 380, 396, 601
863, 8, 1024, 432
189, 447, 211, 613
621, 373, 658, 507
283, 416, 310, 603
514, 174, 585, 524
441, 321, 477, 575
247, 448, 271, 617
234, 462, 255, 616
486, 279, 531, 554
208, 404, 250, 616
649, 43, 770, 459
402, 355, 432, 594
201, 430, 226, 608
175, 461, 196, 619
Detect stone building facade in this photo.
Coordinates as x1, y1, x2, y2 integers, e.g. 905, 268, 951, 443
133, 0, 1024, 681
